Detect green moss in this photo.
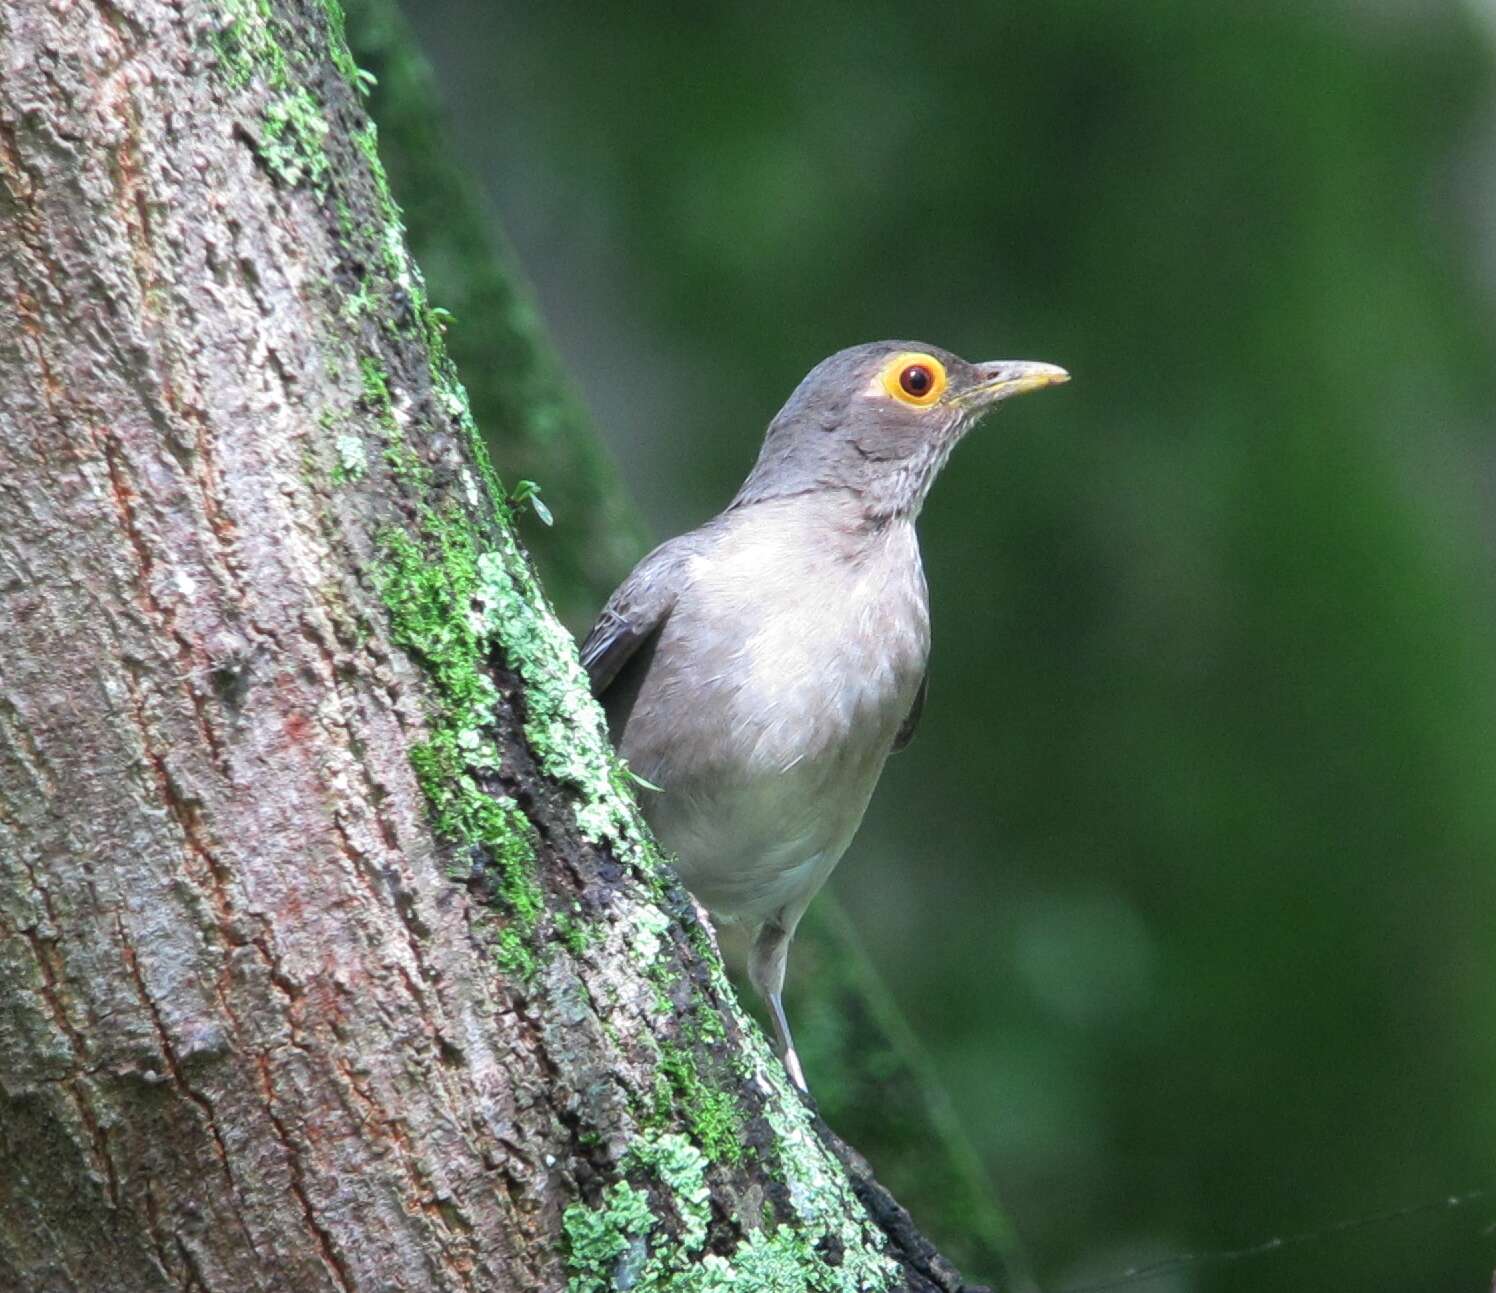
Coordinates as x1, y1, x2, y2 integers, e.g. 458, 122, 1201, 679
352, 99, 614, 977
554, 906, 595, 957
689, 987, 727, 1044
340, 117, 513, 517
353, 119, 383, 167
207, 2, 339, 193
744, 1057, 897, 1292
470, 548, 650, 852
342, 277, 377, 319
210, 0, 286, 90
315, 0, 369, 94
355, 353, 427, 482
350, 121, 421, 294
379, 520, 545, 975
653, 1045, 743, 1166
260, 88, 332, 190
703, 1227, 832, 1293
629, 1134, 711, 1252
359, 354, 391, 405
563, 1134, 709, 1293
496, 927, 539, 981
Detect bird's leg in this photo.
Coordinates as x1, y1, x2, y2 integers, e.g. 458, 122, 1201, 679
749, 917, 807, 1092
767, 991, 807, 1092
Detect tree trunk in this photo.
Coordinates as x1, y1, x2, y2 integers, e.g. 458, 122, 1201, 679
0, 3, 987, 1290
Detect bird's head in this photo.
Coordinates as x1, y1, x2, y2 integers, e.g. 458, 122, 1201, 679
733, 340, 1069, 520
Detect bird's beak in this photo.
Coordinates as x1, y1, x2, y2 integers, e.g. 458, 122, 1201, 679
958, 360, 1070, 409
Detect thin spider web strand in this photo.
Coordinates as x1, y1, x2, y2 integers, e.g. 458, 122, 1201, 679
1055, 1186, 1491, 1293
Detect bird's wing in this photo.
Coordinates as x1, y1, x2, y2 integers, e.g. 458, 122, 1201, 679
579, 541, 683, 697
892, 669, 927, 753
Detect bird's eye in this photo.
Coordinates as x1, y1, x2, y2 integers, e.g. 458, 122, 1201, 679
880, 351, 948, 407
900, 365, 933, 397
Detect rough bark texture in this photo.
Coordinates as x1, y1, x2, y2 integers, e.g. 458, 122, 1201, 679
0, 3, 990, 1290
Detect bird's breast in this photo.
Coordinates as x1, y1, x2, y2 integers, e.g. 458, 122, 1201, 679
637, 508, 927, 778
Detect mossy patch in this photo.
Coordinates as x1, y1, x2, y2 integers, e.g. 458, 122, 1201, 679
563, 1131, 882, 1293
210, 0, 288, 90
378, 519, 544, 977
470, 549, 647, 850
207, 2, 339, 193
355, 352, 426, 481
652, 1045, 744, 1166
554, 905, 595, 957
260, 88, 332, 190
314, 0, 374, 96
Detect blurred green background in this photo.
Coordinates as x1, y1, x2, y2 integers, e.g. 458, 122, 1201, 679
395, 2, 1496, 1289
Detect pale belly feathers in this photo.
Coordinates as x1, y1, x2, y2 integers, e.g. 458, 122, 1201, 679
619, 503, 929, 926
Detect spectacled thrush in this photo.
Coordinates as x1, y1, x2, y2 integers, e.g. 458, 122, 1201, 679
582, 341, 1068, 1089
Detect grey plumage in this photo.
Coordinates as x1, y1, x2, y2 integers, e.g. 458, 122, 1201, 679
582, 340, 1067, 1089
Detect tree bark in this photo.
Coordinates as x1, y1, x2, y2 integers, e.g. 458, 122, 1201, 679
0, 3, 989, 1290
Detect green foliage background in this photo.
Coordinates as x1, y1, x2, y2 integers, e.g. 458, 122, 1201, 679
397, 3, 1496, 1289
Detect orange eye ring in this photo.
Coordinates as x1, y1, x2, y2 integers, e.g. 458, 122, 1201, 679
880, 352, 948, 407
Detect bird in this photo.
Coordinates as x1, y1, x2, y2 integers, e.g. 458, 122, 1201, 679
580, 341, 1068, 1090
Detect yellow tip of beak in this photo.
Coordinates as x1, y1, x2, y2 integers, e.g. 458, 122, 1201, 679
975, 360, 1070, 401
